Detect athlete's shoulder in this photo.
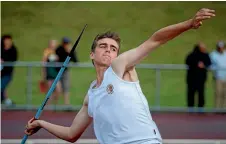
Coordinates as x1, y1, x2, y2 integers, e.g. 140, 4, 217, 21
89, 80, 96, 88
111, 64, 139, 82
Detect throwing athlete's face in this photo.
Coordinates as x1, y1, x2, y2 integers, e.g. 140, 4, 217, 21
90, 38, 119, 67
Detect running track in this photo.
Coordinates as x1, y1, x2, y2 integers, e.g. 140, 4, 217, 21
1, 111, 226, 139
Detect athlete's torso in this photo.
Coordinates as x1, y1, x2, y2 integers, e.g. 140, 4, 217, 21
88, 66, 162, 144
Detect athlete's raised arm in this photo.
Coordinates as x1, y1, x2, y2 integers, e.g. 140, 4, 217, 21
112, 8, 215, 77
25, 95, 92, 143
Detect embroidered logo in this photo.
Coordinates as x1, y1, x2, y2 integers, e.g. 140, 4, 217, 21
106, 84, 114, 94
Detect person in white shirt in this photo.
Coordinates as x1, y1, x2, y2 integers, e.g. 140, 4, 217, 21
210, 41, 226, 108
25, 8, 215, 144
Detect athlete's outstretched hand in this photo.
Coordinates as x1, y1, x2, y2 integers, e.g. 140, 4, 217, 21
191, 8, 215, 29
24, 117, 41, 136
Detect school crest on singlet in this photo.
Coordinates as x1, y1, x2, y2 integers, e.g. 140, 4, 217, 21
106, 84, 114, 94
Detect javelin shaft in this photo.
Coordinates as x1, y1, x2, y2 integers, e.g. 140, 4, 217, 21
36, 57, 71, 119
21, 24, 87, 144
21, 57, 70, 144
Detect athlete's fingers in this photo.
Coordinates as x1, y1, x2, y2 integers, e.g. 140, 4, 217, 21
196, 16, 212, 21
197, 11, 215, 17
202, 8, 215, 13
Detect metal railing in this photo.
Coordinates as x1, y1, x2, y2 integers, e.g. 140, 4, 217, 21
1, 61, 226, 113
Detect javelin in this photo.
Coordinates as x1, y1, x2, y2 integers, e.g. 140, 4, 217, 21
21, 24, 88, 144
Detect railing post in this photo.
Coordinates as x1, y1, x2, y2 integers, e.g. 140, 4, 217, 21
26, 65, 32, 110
155, 68, 161, 109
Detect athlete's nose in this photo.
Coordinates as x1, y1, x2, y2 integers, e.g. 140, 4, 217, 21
105, 46, 110, 53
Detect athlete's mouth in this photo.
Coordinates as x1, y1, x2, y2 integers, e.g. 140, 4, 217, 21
103, 55, 111, 59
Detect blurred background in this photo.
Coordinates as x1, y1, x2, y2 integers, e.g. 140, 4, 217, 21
1, 1, 226, 144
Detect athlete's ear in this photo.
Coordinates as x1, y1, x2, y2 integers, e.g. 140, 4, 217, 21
90, 51, 94, 60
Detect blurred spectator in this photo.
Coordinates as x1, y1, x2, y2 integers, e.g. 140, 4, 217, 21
185, 42, 211, 111
42, 40, 61, 105
1, 34, 18, 106
56, 37, 78, 105
210, 41, 226, 108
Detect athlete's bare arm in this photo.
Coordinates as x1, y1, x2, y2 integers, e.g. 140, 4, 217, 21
112, 8, 215, 78
25, 95, 92, 143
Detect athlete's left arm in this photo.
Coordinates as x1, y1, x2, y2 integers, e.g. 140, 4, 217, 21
112, 8, 215, 77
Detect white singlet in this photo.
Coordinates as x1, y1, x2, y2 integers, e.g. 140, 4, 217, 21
87, 66, 162, 144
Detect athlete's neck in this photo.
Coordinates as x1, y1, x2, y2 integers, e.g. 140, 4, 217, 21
95, 65, 108, 88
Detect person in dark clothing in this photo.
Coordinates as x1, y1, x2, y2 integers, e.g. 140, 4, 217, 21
56, 37, 78, 63
55, 37, 78, 105
185, 42, 211, 111
1, 34, 18, 106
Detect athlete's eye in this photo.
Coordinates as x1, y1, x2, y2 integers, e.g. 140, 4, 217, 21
99, 44, 107, 48
110, 47, 117, 52
100, 45, 106, 48
112, 48, 116, 51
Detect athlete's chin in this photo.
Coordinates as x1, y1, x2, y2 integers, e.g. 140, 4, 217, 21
101, 60, 112, 67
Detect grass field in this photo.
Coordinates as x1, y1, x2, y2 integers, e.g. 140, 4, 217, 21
1, 1, 226, 107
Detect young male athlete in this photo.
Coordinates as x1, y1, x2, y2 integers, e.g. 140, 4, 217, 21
25, 8, 215, 144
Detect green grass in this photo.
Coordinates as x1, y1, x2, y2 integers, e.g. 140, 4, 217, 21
1, 1, 226, 108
